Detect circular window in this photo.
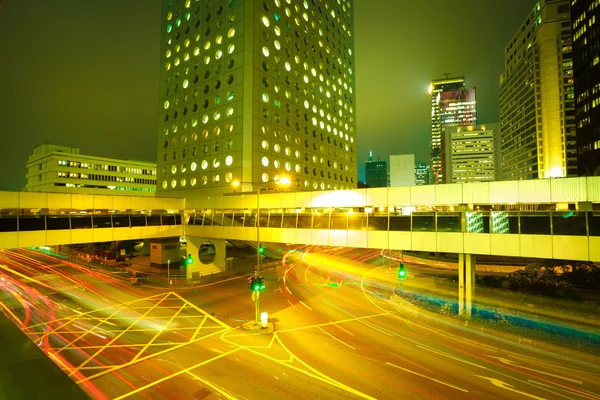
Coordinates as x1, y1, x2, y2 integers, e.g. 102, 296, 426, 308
226, 139, 234, 149
274, 144, 280, 153
261, 140, 269, 150
171, 165, 177, 174
191, 162, 197, 171
228, 44, 235, 54
181, 178, 187, 187
295, 164, 301, 173
285, 162, 291, 171
164, 100, 170, 109
202, 175, 208, 185
171, 179, 177, 188
213, 174, 220, 183
261, 173, 269, 182
261, 156, 269, 167
261, 93, 269, 103
274, 159, 280, 168
213, 158, 221, 168
162, 180, 168, 189
262, 46, 270, 57
226, 107, 234, 116
262, 16, 270, 27
201, 160, 209, 170
225, 155, 233, 166
181, 163, 187, 173
225, 172, 233, 183
227, 91, 234, 101
228, 28, 236, 38
191, 177, 197, 186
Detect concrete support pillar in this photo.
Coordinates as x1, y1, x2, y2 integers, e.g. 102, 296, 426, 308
458, 253, 476, 317
185, 237, 226, 281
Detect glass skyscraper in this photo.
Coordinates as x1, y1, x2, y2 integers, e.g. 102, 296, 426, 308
429, 77, 477, 184
157, 0, 356, 194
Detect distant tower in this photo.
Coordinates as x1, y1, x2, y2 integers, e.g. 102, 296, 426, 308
429, 77, 477, 184
365, 150, 387, 188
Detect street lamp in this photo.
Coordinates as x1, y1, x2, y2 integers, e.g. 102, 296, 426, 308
232, 176, 291, 323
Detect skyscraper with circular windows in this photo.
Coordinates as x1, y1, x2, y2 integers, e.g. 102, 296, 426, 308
158, 0, 356, 193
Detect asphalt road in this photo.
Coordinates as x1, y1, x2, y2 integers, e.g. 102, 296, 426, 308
1, 246, 599, 399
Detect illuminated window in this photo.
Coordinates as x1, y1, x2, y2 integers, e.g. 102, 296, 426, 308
262, 156, 269, 167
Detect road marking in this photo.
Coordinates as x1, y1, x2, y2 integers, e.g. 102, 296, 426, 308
492, 357, 582, 384
113, 348, 241, 399
387, 362, 468, 393
527, 381, 584, 400
317, 326, 355, 350
417, 344, 487, 370
70, 292, 172, 376
356, 318, 393, 337
476, 376, 547, 399
277, 312, 389, 334
187, 371, 238, 399
299, 301, 312, 311
332, 322, 354, 336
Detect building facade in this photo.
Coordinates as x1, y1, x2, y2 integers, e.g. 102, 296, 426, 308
443, 123, 501, 183
429, 77, 477, 185
572, 0, 600, 175
389, 154, 415, 187
157, 0, 357, 194
415, 162, 429, 186
365, 151, 387, 188
500, 0, 576, 181
25, 144, 157, 195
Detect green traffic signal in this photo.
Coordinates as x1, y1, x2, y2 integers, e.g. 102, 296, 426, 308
398, 263, 406, 279
251, 276, 266, 292
186, 255, 194, 265
258, 245, 265, 254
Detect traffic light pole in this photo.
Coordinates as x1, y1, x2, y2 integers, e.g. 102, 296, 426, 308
256, 188, 261, 324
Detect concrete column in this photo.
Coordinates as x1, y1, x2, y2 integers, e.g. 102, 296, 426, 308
185, 237, 226, 281
458, 253, 476, 317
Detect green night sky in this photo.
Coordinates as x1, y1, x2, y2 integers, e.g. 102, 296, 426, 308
0, 0, 536, 189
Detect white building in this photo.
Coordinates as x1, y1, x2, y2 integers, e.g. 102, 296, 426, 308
26, 144, 157, 196
389, 154, 416, 187
443, 123, 501, 183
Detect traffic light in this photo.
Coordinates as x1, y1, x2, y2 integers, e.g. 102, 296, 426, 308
185, 254, 194, 265
398, 263, 406, 279
248, 276, 266, 292
258, 245, 265, 255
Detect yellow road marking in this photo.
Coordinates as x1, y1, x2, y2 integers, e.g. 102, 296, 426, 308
130, 303, 187, 363
299, 301, 312, 311
113, 348, 241, 399
69, 292, 173, 376
527, 381, 590, 400
332, 322, 354, 336
277, 312, 389, 334
76, 327, 228, 384
356, 318, 394, 337
190, 315, 208, 341
387, 362, 468, 393
317, 326, 355, 350
170, 292, 230, 329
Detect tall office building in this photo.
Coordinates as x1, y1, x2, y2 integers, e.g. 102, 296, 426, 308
443, 123, 501, 183
157, 0, 356, 194
572, 0, 600, 175
415, 162, 429, 186
429, 77, 477, 184
25, 144, 157, 196
365, 150, 387, 188
389, 154, 415, 187
500, 0, 576, 180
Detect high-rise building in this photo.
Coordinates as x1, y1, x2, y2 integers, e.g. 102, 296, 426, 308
365, 151, 387, 188
415, 162, 429, 186
429, 77, 477, 184
157, 0, 356, 194
25, 144, 157, 196
389, 154, 415, 187
500, 0, 576, 180
572, 0, 600, 175
444, 123, 501, 183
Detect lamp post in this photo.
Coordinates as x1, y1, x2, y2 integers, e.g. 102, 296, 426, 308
232, 176, 291, 323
